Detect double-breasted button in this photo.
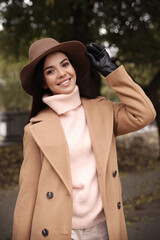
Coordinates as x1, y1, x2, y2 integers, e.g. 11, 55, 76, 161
46, 192, 54, 199
113, 170, 117, 177
42, 228, 49, 237
117, 202, 121, 209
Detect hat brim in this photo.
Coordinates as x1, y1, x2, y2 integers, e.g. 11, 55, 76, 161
20, 41, 90, 95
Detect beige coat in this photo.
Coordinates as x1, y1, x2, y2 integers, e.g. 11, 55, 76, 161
13, 66, 156, 240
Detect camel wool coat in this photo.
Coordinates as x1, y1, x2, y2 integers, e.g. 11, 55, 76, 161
13, 66, 156, 240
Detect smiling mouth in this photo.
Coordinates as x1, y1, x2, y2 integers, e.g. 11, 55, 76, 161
58, 78, 71, 86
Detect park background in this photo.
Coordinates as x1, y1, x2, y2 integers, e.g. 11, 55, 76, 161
0, 0, 160, 239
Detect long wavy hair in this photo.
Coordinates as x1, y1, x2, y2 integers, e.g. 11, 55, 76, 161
28, 53, 101, 121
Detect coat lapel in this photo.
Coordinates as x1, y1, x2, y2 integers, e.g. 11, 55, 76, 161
82, 97, 113, 176
29, 108, 72, 195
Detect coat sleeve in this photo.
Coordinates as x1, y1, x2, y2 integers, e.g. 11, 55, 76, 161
12, 124, 42, 240
105, 65, 156, 136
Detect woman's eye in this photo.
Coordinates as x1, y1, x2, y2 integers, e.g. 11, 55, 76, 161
46, 69, 55, 75
62, 62, 69, 67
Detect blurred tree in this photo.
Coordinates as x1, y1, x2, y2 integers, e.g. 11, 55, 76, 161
101, 0, 160, 158
0, 0, 159, 156
0, 0, 103, 59
0, 57, 30, 111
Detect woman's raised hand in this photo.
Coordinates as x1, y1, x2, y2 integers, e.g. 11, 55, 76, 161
86, 42, 117, 77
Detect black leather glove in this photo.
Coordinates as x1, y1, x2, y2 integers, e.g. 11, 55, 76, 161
86, 42, 117, 77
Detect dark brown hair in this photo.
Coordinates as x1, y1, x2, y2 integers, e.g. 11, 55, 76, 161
28, 56, 52, 120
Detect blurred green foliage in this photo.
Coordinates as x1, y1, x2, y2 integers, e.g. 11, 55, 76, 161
0, 57, 31, 111
117, 131, 159, 171
0, 144, 23, 189
0, 0, 159, 109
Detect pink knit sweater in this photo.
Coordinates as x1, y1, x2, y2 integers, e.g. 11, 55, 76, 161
42, 86, 105, 229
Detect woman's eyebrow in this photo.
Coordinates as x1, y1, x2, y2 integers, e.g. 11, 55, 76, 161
43, 66, 53, 72
60, 58, 68, 64
60, 58, 68, 63
43, 58, 68, 72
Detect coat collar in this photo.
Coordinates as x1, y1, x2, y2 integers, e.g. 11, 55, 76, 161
29, 97, 113, 194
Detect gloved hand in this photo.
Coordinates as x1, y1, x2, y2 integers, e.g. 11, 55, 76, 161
86, 42, 117, 77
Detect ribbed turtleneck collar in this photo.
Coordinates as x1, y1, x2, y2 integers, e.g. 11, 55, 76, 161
42, 85, 81, 115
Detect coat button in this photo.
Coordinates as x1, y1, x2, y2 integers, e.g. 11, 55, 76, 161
42, 228, 49, 237
113, 170, 117, 177
117, 202, 121, 209
46, 192, 54, 199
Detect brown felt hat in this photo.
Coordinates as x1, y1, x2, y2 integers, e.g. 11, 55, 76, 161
20, 38, 90, 95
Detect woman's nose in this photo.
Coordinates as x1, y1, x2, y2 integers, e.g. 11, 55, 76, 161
57, 68, 66, 77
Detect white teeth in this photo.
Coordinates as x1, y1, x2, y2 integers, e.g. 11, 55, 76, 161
60, 79, 70, 85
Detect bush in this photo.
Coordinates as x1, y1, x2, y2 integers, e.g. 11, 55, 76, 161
0, 144, 23, 189
117, 131, 159, 172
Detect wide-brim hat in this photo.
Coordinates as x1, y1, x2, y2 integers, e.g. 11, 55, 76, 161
20, 38, 90, 95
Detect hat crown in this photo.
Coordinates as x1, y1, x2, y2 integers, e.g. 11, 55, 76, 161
29, 38, 59, 62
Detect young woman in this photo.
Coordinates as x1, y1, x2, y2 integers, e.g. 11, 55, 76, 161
12, 38, 156, 240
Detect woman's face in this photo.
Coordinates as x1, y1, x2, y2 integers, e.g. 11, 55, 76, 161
43, 52, 77, 95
